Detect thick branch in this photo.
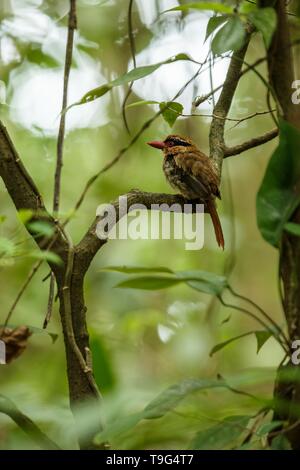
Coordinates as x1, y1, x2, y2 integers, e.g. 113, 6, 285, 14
0, 121, 68, 276
224, 128, 279, 157
209, 34, 252, 173
76, 190, 206, 274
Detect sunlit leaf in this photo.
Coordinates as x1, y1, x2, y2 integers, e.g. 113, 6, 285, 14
190, 415, 251, 450
205, 15, 228, 42
249, 7, 277, 48
212, 16, 246, 55
284, 222, 300, 237
257, 120, 300, 247
160, 101, 183, 128
68, 54, 192, 110
164, 2, 233, 14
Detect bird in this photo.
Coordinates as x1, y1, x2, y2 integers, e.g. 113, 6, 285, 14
147, 134, 224, 249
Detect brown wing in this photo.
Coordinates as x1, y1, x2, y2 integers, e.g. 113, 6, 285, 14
174, 150, 220, 199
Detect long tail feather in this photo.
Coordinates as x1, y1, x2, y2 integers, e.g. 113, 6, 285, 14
207, 199, 225, 250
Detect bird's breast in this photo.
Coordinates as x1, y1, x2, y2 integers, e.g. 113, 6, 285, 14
163, 154, 193, 198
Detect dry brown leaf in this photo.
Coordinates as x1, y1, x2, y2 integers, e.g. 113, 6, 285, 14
0, 326, 32, 363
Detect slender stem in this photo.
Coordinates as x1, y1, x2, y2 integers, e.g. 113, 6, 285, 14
121, 0, 136, 133
0, 394, 61, 449
228, 286, 290, 348
46, 0, 77, 328
218, 295, 289, 354
53, 0, 77, 213
3, 260, 43, 327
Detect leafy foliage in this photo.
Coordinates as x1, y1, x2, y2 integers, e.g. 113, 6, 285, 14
189, 415, 251, 450
257, 120, 300, 247
67, 54, 192, 110
211, 16, 246, 55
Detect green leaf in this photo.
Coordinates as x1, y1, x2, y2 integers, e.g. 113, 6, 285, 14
257, 120, 300, 247
178, 270, 227, 295
284, 222, 300, 237
94, 412, 144, 444
164, 2, 233, 14
255, 330, 272, 353
126, 100, 159, 108
143, 378, 224, 419
190, 415, 251, 450
0, 215, 6, 224
210, 330, 273, 356
94, 377, 226, 444
27, 221, 55, 237
256, 420, 283, 437
159, 101, 183, 128
90, 332, 116, 393
210, 331, 253, 356
211, 16, 246, 55
18, 209, 33, 224
115, 275, 182, 290
0, 237, 15, 256
28, 250, 62, 265
271, 434, 291, 450
68, 54, 191, 110
114, 269, 227, 294
101, 265, 174, 274
205, 15, 229, 42
249, 7, 277, 49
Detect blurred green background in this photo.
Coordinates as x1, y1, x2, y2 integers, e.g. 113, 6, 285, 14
0, 0, 296, 450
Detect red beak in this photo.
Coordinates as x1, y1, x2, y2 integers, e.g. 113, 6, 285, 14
147, 140, 166, 150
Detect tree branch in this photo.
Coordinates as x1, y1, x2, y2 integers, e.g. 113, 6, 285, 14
53, 0, 77, 213
224, 128, 279, 157
76, 190, 206, 274
0, 121, 68, 277
209, 33, 252, 173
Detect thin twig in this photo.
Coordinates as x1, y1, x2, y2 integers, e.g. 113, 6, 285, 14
53, 0, 77, 213
228, 286, 290, 348
121, 0, 136, 133
45, 0, 77, 329
218, 296, 289, 354
4, 260, 43, 327
43, 272, 55, 329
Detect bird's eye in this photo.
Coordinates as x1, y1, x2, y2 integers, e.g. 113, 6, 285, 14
165, 138, 191, 147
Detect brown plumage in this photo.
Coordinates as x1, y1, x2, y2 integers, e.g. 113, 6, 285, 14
147, 134, 224, 249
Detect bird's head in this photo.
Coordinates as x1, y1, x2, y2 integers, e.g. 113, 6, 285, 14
147, 134, 194, 154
